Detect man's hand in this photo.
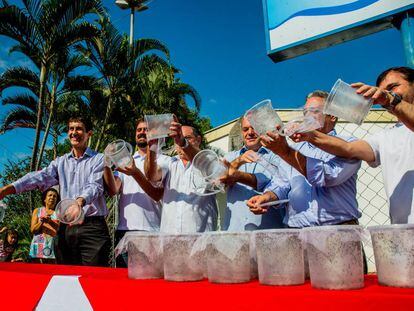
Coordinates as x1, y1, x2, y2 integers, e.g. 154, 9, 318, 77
117, 159, 140, 176
219, 159, 239, 186
0, 185, 16, 201
169, 116, 186, 147
351, 82, 394, 108
247, 191, 277, 215
260, 126, 290, 156
290, 130, 317, 143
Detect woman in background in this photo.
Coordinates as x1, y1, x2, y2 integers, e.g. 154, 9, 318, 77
29, 188, 60, 263
0, 227, 18, 262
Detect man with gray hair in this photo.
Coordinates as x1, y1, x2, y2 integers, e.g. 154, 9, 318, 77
247, 90, 363, 229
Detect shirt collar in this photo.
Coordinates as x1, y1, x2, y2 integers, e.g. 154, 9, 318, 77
69, 147, 94, 159
240, 146, 269, 155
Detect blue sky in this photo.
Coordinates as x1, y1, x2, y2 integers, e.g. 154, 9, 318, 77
0, 0, 407, 173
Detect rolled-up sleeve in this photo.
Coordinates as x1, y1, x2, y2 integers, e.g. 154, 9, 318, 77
255, 172, 270, 192
12, 159, 59, 193
306, 156, 361, 187
364, 132, 382, 168
263, 162, 291, 200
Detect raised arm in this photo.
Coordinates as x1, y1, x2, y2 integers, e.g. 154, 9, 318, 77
103, 166, 121, 196
118, 160, 164, 202
352, 81, 414, 132
294, 131, 376, 163
260, 131, 307, 177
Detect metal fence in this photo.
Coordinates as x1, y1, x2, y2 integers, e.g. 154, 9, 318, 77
334, 110, 395, 272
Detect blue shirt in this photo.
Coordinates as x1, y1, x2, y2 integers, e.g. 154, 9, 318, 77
267, 130, 361, 228
223, 146, 285, 231
13, 147, 107, 217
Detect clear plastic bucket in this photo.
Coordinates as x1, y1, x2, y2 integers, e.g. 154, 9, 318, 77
244, 99, 283, 136
104, 139, 133, 169
127, 233, 163, 279
55, 199, 84, 225
206, 232, 251, 283
302, 225, 364, 290
368, 224, 414, 288
162, 233, 206, 281
191, 150, 226, 196
255, 229, 304, 285
145, 113, 174, 141
324, 79, 372, 125
278, 113, 324, 137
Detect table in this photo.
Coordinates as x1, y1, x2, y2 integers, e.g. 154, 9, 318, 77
1, 262, 413, 310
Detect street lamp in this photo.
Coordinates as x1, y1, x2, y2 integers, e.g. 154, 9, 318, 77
115, 0, 150, 46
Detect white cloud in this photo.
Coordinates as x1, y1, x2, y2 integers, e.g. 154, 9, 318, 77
208, 98, 217, 104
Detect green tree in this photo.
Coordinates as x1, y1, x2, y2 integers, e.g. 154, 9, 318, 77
0, 0, 106, 172
76, 18, 170, 151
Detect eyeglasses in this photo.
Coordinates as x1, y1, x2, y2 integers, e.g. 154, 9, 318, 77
303, 107, 323, 116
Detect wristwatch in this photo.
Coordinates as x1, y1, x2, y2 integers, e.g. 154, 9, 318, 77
180, 138, 189, 149
386, 91, 402, 111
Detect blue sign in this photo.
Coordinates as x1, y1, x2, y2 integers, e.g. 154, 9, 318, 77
263, 0, 414, 62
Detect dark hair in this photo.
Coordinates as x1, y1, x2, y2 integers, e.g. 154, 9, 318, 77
3, 228, 18, 252
136, 117, 145, 126
67, 116, 93, 132
41, 188, 60, 207
376, 66, 414, 86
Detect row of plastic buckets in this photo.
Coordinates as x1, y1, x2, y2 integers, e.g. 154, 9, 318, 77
122, 224, 414, 289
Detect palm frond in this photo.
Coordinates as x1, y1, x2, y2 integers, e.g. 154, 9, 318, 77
0, 106, 37, 133
0, 66, 39, 96
2, 93, 38, 112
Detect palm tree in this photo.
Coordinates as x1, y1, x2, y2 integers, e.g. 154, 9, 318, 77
0, 0, 106, 172
0, 56, 99, 166
75, 18, 170, 150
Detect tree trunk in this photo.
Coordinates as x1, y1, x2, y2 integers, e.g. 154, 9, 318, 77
30, 64, 47, 172
36, 82, 56, 170
52, 130, 58, 159
94, 96, 112, 151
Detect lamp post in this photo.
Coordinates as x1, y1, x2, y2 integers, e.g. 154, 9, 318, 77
115, 0, 149, 46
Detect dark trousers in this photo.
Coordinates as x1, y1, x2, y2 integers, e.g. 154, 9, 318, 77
115, 230, 128, 268
114, 230, 143, 268
337, 219, 368, 274
55, 216, 111, 267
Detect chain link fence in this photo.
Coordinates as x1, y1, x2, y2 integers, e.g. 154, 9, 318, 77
334, 109, 396, 272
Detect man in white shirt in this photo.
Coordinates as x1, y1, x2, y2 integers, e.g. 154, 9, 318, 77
146, 120, 218, 233
290, 67, 414, 224
104, 118, 169, 267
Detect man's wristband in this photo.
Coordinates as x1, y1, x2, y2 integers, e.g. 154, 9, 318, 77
385, 91, 402, 111
179, 138, 189, 149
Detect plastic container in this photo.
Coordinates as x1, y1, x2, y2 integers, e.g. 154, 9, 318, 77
162, 233, 206, 282
368, 224, 414, 288
127, 233, 163, 279
191, 150, 227, 196
255, 229, 304, 285
302, 225, 364, 290
324, 79, 372, 125
55, 199, 84, 225
278, 114, 324, 136
244, 99, 283, 136
104, 139, 133, 169
144, 113, 174, 141
206, 232, 251, 283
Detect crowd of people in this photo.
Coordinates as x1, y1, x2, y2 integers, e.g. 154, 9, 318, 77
0, 66, 413, 267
